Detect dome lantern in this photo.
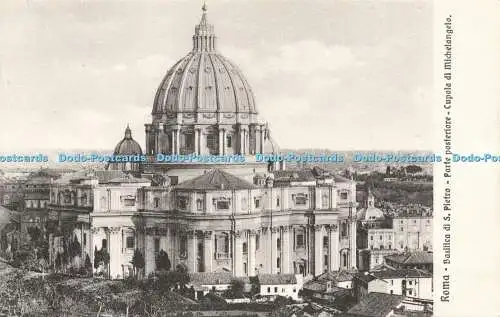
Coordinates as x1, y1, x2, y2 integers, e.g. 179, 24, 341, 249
193, 2, 216, 52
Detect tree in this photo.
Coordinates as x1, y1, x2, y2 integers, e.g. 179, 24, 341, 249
94, 246, 101, 270
406, 165, 423, 175
0, 232, 8, 251
227, 278, 245, 298
27, 226, 42, 243
131, 249, 145, 278
249, 276, 260, 296
85, 254, 92, 275
55, 252, 62, 271
155, 249, 171, 271
69, 234, 81, 259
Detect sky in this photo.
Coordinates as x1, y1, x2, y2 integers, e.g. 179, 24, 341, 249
0, 0, 432, 152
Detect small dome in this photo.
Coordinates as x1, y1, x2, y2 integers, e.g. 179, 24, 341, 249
113, 125, 142, 155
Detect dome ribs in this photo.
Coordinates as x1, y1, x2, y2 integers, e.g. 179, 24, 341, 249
178, 54, 198, 113
215, 54, 239, 114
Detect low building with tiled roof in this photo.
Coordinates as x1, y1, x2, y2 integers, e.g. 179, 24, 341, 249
344, 292, 405, 317
384, 251, 433, 273
258, 273, 303, 301
354, 268, 432, 301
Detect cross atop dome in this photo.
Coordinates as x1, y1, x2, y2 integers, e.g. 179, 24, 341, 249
193, 0, 216, 52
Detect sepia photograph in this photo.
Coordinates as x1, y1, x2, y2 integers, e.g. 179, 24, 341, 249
0, 0, 434, 316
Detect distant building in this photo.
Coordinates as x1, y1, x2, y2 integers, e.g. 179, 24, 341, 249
353, 268, 432, 301
187, 272, 251, 298
258, 273, 303, 301
356, 190, 433, 271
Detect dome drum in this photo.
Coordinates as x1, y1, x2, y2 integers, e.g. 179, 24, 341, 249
145, 122, 274, 156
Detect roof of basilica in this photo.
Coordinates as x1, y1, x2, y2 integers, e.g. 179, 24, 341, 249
151, 5, 257, 117
175, 169, 257, 191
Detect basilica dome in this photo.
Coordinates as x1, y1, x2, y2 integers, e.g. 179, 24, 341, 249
144, 4, 277, 158
152, 5, 256, 117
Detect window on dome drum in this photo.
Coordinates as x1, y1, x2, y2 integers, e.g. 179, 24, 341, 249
226, 135, 232, 148
196, 199, 203, 211
126, 236, 135, 249
276, 197, 280, 207
154, 238, 160, 254
206, 134, 218, 155
154, 198, 160, 208
276, 258, 280, 269
181, 133, 194, 154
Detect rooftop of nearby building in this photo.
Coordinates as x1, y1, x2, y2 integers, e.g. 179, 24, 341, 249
345, 292, 405, 317
175, 169, 257, 191
385, 251, 433, 265
107, 173, 151, 184
317, 269, 357, 283
188, 272, 250, 286
258, 273, 297, 285
370, 268, 432, 280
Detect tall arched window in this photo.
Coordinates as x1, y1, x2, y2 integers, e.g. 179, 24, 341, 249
276, 238, 281, 250
154, 197, 160, 208
342, 253, 347, 268
242, 242, 248, 253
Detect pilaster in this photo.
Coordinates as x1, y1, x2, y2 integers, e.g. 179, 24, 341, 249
248, 230, 256, 276
234, 230, 243, 276
203, 231, 213, 273
314, 225, 324, 276
108, 227, 122, 279
282, 226, 292, 274
329, 224, 340, 271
